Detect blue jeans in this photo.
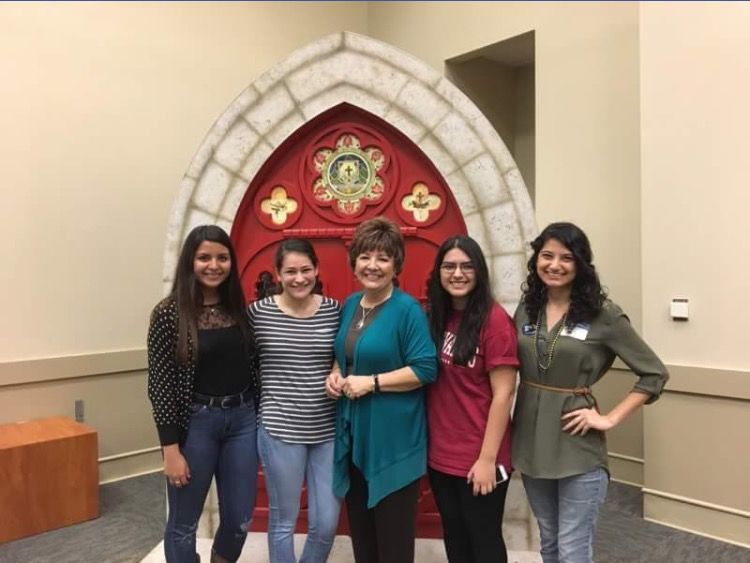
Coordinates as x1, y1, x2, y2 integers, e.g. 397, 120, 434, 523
258, 424, 341, 563
164, 401, 258, 563
522, 467, 608, 563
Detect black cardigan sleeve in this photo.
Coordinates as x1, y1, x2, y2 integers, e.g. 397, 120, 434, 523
147, 301, 182, 446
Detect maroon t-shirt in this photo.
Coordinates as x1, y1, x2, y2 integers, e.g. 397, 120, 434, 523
427, 303, 519, 477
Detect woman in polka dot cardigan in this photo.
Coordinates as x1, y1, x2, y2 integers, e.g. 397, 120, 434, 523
147, 225, 259, 563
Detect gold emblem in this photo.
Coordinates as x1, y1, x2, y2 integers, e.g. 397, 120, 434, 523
401, 182, 441, 223
260, 186, 298, 225
312, 134, 385, 216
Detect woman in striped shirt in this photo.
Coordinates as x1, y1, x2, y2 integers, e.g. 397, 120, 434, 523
248, 239, 341, 563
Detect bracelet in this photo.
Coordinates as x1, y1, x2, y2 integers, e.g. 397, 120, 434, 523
373, 373, 380, 393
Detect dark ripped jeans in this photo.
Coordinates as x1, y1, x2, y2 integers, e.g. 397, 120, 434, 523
164, 401, 258, 563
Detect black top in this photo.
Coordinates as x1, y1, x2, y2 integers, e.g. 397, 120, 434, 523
147, 298, 258, 446
195, 325, 252, 396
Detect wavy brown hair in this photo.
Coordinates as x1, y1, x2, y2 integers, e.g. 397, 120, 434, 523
348, 216, 404, 274
522, 222, 607, 328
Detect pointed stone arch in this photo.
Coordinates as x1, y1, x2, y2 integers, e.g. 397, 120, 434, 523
163, 32, 536, 309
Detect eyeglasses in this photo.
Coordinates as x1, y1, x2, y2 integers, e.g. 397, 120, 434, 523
440, 262, 475, 274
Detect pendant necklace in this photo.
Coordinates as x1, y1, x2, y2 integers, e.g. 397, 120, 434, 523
356, 304, 375, 330
355, 288, 392, 330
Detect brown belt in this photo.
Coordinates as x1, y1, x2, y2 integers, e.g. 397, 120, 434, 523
521, 379, 598, 409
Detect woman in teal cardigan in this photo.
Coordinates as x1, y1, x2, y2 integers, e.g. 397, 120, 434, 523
325, 217, 437, 563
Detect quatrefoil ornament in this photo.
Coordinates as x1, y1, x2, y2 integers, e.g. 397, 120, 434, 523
260, 186, 298, 226
401, 182, 441, 223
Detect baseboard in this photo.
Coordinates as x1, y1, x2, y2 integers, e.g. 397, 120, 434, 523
643, 488, 750, 548
99, 446, 163, 484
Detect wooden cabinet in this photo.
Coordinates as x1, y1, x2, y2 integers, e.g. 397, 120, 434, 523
0, 416, 99, 543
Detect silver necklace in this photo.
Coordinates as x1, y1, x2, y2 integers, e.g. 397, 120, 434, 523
356, 304, 375, 330
356, 289, 392, 329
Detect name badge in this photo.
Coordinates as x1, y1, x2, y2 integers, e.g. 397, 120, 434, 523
562, 322, 590, 341
522, 323, 535, 336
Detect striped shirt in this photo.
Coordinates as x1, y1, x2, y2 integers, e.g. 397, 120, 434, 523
248, 295, 340, 444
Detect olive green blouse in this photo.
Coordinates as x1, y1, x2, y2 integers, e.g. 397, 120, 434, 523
512, 300, 669, 479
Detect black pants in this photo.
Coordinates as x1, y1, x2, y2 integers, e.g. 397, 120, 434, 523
346, 462, 421, 563
428, 467, 510, 563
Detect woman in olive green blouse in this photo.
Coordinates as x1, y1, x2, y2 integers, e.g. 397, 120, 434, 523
513, 222, 668, 563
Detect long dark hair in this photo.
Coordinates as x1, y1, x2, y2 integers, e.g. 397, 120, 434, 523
427, 236, 493, 366
169, 225, 250, 365
522, 222, 606, 327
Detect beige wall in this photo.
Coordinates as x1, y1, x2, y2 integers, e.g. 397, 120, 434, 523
639, 3, 750, 545
514, 64, 535, 200
0, 2, 367, 362
0, 2, 367, 476
446, 57, 536, 199
0, 361, 158, 483
369, 1, 644, 325
640, 2, 750, 369
447, 58, 517, 154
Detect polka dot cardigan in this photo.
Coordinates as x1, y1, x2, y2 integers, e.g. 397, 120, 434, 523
146, 298, 258, 446
147, 298, 196, 446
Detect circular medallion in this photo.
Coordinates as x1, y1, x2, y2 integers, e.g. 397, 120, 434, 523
303, 128, 395, 221
323, 149, 375, 201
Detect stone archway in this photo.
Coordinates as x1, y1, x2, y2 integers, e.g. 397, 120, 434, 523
162, 31, 536, 312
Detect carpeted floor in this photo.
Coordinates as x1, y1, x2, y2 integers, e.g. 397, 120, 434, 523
0, 473, 165, 563
0, 473, 747, 563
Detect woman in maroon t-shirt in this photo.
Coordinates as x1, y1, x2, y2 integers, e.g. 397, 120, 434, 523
426, 235, 519, 563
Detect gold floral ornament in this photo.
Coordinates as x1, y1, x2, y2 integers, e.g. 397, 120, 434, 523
260, 186, 298, 225
401, 182, 441, 223
312, 134, 385, 216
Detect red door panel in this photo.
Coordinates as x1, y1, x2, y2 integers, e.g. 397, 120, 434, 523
231, 103, 467, 538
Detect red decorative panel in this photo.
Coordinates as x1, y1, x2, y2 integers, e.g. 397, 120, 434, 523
231, 103, 467, 538
232, 103, 467, 305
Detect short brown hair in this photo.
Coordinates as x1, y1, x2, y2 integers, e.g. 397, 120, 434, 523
348, 216, 405, 274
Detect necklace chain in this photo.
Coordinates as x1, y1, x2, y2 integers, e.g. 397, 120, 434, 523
355, 289, 392, 330
356, 304, 375, 330
533, 310, 568, 373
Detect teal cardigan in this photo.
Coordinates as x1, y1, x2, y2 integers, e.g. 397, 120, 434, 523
332, 288, 438, 508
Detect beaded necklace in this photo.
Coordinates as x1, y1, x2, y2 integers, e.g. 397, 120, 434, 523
533, 309, 568, 373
